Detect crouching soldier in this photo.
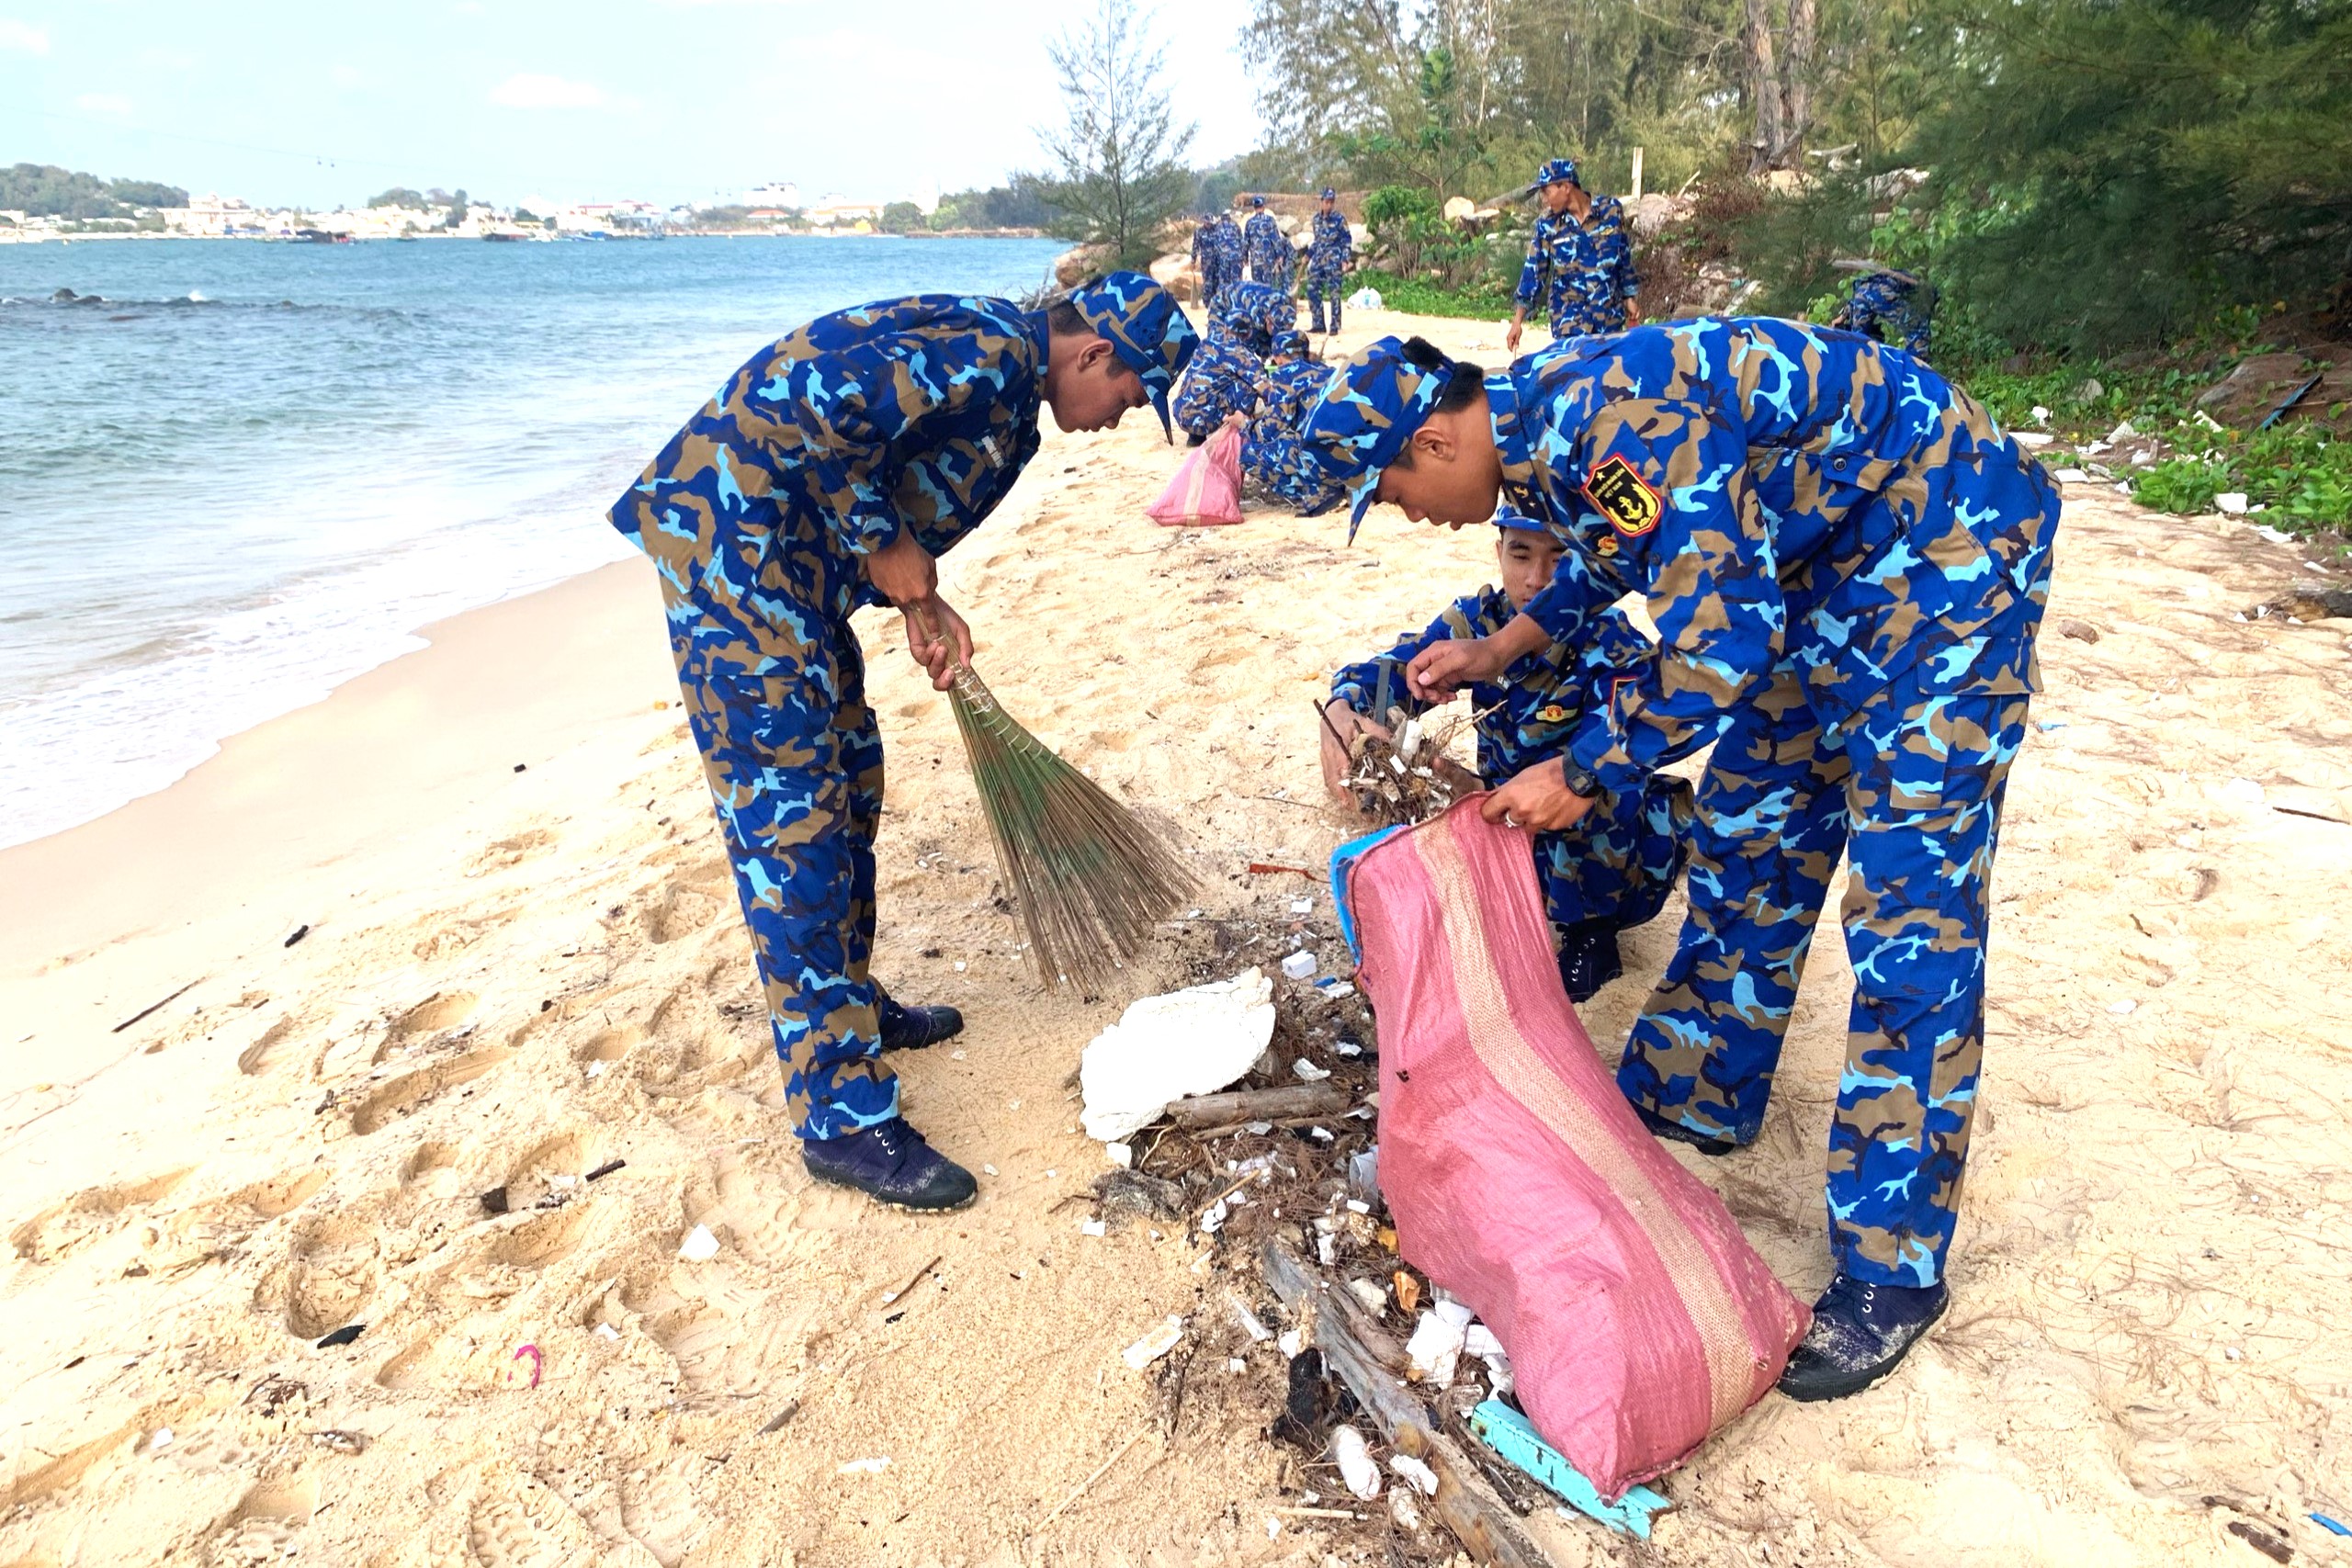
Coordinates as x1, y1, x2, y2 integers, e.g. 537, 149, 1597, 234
1321, 509, 1690, 998
608, 275, 1196, 1211
1832, 266, 1936, 361
1297, 323, 2057, 1400
1236, 332, 1340, 511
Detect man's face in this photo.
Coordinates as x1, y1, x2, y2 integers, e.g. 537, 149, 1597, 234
1495, 530, 1565, 611
1047, 338, 1149, 433
1541, 179, 1577, 215
1370, 412, 1505, 528
1320, 197, 1336, 215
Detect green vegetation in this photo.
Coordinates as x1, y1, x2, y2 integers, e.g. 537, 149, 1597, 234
879, 200, 925, 235
0, 163, 187, 219
1035, 1, 1194, 265
367, 186, 429, 209
1350, 269, 1516, 321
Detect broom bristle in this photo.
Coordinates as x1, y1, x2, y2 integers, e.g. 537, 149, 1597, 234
944, 664, 1194, 990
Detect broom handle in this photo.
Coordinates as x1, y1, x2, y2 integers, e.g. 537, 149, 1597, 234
912, 604, 973, 679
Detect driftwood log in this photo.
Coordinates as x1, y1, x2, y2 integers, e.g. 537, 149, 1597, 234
1162, 1084, 1350, 1129
1261, 1238, 1557, 1568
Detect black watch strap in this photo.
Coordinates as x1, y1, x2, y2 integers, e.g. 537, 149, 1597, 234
1562, 763, 1602, 800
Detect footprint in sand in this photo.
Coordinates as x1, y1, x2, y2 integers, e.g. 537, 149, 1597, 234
640, 872, 733, 945
281, 1209, 383, 1339
348, 1042, 513, 1135
635, 1281, 811, 1397
234, 1015, 303, 1077
616, 1464, 708, 1567
706, 1159, 863, 1270
373, 991, 481, 1065
9, 1168, 192, 1265
208, 1473, 319, 1567
466, 828, 558, 876
232, 1165, 332, 1219
466, 1473, 600, 1568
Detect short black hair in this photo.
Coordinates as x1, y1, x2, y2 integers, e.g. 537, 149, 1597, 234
1046, 299, 1089, 336
1390, 337, 1486, 468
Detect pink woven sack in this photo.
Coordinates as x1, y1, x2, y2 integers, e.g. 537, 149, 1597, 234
1343, 797, 1808, 1498
1146, 423, 1242, 526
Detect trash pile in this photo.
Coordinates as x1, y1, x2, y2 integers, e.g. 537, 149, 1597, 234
1326, 704, 1476, 828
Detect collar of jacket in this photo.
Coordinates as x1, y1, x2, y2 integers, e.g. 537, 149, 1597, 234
1021, 309, 1053, 378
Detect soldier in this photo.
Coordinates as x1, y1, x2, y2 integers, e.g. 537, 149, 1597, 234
1191, 208, 1244, 310
1832, 266, 1936, 361
1242, 195, 1294, 295
1299, 323, 2058, 1401
1211, 278, 1295, 357
1322, 508, 1689, 998
1304, 187, 1354, 336
1237, 332, 1340, 512
1173, 320, 1264, 446
608, 275, 1196, 1212
1506, 157, 1640, 354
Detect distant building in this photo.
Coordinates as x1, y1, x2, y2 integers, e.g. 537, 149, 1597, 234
742, 180, 801, 210
162, 194, 255, 237
807, 196, 884, 230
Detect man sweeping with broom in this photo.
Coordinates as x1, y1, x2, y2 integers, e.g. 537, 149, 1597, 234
608, 274, 1197, 1212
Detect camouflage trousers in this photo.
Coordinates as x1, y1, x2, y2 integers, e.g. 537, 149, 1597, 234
672, 607, 897, 1142
1614, 659, 2032, 1286
1533, 773, 1691, 941
1305, 266, 1346, 334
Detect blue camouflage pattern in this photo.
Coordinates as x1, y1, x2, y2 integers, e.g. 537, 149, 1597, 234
1515, 195, 1639, 337
1239, 345, 1340, 513
1330, 585, 1688, 942
1295, 336, 1453, 537
1210, 280, 1296, 357
1835, 269, 1934, 360
1303, 320, 2062, 1285
1173, 321, 1264, 443
607, 285, 1188, 1139
1534, 157, 1580, 189
1244, 208, 1295, 293
1192, 212, 1245, 310
1305, 207, 1354, 334
1066, 269, 1202, 441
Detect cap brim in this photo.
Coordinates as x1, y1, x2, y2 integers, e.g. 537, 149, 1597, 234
1343, 470, 1380, 545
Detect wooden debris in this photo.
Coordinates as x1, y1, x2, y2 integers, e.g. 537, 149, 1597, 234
1034, 1428, 1150, 1532
879, 1254, 943, 1308
1162, 1084, 1350, 1129
1261, 1238, 1555, 1568
111, 977, 204, 1034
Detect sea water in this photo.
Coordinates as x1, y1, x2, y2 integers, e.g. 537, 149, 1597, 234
0, 233, 1065, 848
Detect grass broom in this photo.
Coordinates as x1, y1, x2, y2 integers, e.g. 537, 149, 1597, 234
920, 611, 1195, 990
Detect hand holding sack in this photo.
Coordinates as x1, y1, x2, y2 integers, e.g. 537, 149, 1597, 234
1147, 423, 1244, 527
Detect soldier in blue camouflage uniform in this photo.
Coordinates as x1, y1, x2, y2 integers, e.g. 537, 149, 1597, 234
1242, 196, 1295, 295
1237, 333, 1340, 511
608, 274, 1196, 1211
1299, 322, 2058, 1401
1173, 326, 1265, 446
1324, 508, 1689, 998
1304, 188, 1354, 335
1213, 278, 1296, 356
1507, 157, 1641, 353
1191, 209, 1244, 310
1832, 267, 1936, 361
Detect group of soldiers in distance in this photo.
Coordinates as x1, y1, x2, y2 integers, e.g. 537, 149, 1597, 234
1177, 161, 1935, 505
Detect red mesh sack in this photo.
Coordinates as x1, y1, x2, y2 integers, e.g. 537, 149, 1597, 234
1147, 423, 1243, 526
1343, 797, 1808, 1498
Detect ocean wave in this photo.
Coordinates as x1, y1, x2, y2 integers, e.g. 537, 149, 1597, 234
0, 288, 410, 318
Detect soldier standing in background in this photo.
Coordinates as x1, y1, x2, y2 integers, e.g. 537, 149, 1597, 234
1192, 208, 1244, 310
1243, 195, 1294, 295
1506, 157, 1641, 354
1304, 187, 1353, 336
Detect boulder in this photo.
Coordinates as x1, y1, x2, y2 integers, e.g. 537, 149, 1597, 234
1053, 244, 1114, 288
1148, 251, 1201, 302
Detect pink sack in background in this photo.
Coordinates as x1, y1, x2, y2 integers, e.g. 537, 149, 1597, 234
1343, 797, 1808, 1500
1147, 423, 1242, 526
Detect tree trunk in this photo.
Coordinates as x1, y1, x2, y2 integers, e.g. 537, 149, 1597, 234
1743, 0, 1783, 175
1779, 0, 1816, 167
1744, 0, 1815, 174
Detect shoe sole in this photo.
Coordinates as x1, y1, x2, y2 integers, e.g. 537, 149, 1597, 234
1777, 1293, 1951, 1403
805, 1164, 978, 1213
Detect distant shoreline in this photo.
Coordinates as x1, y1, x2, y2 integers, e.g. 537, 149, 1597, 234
0, 228, 1049, 245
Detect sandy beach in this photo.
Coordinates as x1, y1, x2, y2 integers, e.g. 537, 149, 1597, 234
6, 307, 2352, 1568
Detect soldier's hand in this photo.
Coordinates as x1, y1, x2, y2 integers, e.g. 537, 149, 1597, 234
1505, 317, 1524, 355
1480, 758, 1595, 833
1407, 636, 1507, 699
903, 596, 975, 693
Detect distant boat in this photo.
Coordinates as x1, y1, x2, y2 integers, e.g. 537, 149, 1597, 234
481, 230, 528, 243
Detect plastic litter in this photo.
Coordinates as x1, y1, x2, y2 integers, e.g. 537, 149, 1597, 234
1294, 1057, 1332, 1082
2216, 491, 2250, 515
2312, 1512, 2351, 1537
1329, 1425, 1382, 1499
1080, 969, 1276, 1142
1280, 952, 1318, 981
1229, 1294, 1273, 1342
837, 1457, 891, 1475
1405, 1309, 1466, 1385
1122, 1315, 1183, 1371
1389, 1454, 1439, 1496
315, 1324, 366, 1349
1472, 1400, 1671, 1540
512, 1344, 543, 1389
677, 1224, 721, 1262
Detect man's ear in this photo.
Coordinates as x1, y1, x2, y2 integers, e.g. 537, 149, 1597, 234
1081, 336, 1117, 375
1411, 423, 1456, 466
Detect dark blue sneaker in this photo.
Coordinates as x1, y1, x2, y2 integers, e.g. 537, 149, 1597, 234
877, 991, 963, 1054
1633, 1103, 1739, 1157
1777, 1274, 1950, 1402
802, 1118, 978, 1211
1556, 925, 1623, 1003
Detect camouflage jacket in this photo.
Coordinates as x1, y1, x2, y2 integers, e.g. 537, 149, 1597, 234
1306, 210, 1352, 279
1514, 197, 1639, 335
1491, 316, 2059, 797
1837, 271, 1935, 359
1241, 355, 1341, 513
1244, 211, 1294, 287
607, 295, 1046, 678
1331, 586, 1655, 784
1211, 280, 1295, 356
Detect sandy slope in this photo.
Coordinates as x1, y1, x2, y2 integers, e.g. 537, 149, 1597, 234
3, 309, 2351, 1568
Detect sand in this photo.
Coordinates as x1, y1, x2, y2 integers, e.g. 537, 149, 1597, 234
4, 308, 2352, 1568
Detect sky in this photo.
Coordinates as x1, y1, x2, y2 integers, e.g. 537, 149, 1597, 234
0, 0, 1266, 210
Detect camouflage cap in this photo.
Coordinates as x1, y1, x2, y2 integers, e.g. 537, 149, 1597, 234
1274, 330, 1312, 357
1494, 504, 1547, 534
1297, 334, 1456, 543
1534, 156, 1581, 190
1250, 194, 1266, 208
1318, 187, 1339, 200
1066, 270, 1201, 442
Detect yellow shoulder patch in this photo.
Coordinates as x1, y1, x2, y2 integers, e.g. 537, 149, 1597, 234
1581, 455, 1664, 538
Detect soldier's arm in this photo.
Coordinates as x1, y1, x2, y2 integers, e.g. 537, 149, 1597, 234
1612, 211, 1640, 310
1333, 597, 1483, 722
742, 303, 1025, 558
1561, 400, 1785, 798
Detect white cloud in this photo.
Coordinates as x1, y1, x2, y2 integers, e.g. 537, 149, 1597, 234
75, 93, 134, 116
489, 73, 606, 109
0, 18, 50, 53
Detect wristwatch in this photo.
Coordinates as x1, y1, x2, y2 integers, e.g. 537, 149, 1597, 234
1561, 762, 1601, 800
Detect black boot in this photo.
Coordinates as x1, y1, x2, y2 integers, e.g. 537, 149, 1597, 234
877, 990, 963, 1054
1329, 301, 1342, 335
802, 1118, 978, 1211
1555, 924, 1623, 1003
1632, 1103, 1739, 1157
1777, 1274, 1949, 1402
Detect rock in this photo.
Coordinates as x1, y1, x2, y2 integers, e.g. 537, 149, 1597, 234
2057, 617, 2101, 643
1053, 245, 1114, 288
2073, 378, 2105, 402
1442, 196, 1477, 223
1148, 251, 1199, 302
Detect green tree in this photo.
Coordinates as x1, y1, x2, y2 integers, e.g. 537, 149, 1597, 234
368, 186, 428, 209
443, 188, 469, 230
107, 178, 187, 209
879, 200, 925, 233
1035, 0, 1197, 266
